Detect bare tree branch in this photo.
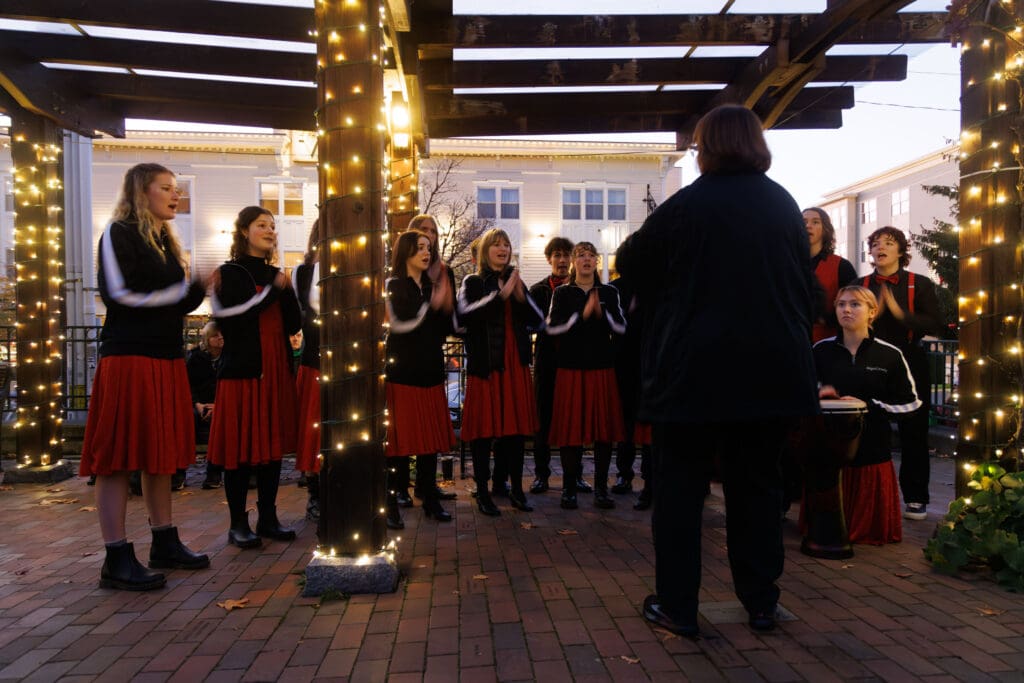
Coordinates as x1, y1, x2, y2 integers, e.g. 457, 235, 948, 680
419, 158, 493, 282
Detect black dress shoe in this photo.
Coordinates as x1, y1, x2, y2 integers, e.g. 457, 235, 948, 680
748, 609, 778, 632
634, 489, 652, 511
575, 478, 593, 494
396, 491, 414, 508
490, 482, 511, 498
610, 477, 632, 494
508, 491, 534, 512
560, 493, 578, 510
529, 478, 549, 494
476, 491, 501, 516
643, 595, 699, 638
594, 490, 616, 509
423, 500, 453, 522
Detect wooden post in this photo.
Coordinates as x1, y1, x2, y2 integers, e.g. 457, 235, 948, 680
955, 2, 1024, 496
314, 0, 389, 555
8, 106, 65, 472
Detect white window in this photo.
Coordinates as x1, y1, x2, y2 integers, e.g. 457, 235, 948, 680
828, 207, 848, 259
859, 198, 877, 225
175, 179, 193, 215
260, 181, 304, 216
561, 185, 628, 223
891, 187, 910, 217
477, 186, 519, 220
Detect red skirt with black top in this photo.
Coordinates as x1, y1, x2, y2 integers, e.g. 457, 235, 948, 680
208, 302, 298, 469
385, 382, 456, 457
80, 356, 196, 476
461, 302, 538, 441
548, 367, 625, 447
841, 461, 902, 545
294, 365, 321, 472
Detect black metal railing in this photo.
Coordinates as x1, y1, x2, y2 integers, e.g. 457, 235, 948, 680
926, 339, 958, 427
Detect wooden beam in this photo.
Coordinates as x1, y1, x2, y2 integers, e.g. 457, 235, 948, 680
425, 106, 843, 138
0, 31, 316, 82
420, 54, 907, 90
0, 0, 314, 43
116, 100, 314, 131
425, 86, 853, 120
411, 12, 947, 55
0, 49, 124, 136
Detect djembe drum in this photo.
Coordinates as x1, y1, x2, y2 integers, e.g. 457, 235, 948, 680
796, 398, 867, 560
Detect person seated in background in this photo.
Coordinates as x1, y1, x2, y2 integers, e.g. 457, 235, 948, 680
814, 286, 921, 545
186, 321, 225, 489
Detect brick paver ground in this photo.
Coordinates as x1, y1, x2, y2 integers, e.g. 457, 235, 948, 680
1, 452, 1023, 682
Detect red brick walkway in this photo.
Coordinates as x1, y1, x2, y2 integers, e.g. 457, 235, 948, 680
1, 454, 1023, 682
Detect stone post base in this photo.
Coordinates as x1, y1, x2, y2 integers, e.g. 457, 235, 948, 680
303, 551, 399, 596
3, 460, 74, 484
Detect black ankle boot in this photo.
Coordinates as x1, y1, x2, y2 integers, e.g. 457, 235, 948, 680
594, 487, 616, 509
256, 503, 297, 541
100, 542, 166, 591
228, 514, 261, 549
476, 489, 501, 516
149, 526, 210, 570
386, 494, 405, 529
634, 487, 652, 511
509, 489, 533, 512
422, 497, 453, 522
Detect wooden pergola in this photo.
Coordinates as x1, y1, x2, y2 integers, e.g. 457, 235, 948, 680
2, 0, 980, 552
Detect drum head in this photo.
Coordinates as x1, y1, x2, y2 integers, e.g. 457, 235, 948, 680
819, 398, 867, 414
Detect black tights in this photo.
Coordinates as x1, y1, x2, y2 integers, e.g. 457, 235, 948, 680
560, 442, 612, 493
471, 436, 526, 494
224, 460, 283, 522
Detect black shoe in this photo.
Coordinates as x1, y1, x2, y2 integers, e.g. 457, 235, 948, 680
100, 542, 166, 591
171, 472, 186, 491
386, 495, 404, 529
297, 473, 308, 488
306, 496, 320, 521
610, 477, 632, 494
594, 489, 615, 509
476, 490, 501, 516
202, 476, 222, 490
634, 488, 652, 511
575, 478, 593, 494
643, 595, 698, 638
748, 609, 778, 632
87, 474, 97, 486
228, 525, 262, 549
529, 478, 549, 494
255, 504, 297, 541
423, 499, 453, 522
491, 482, 511, 498
396, 491, 414, 508
509, 490, 533, 512
560, 493, 578, 510
149, 526, 210, 570
129, 471, 143, 497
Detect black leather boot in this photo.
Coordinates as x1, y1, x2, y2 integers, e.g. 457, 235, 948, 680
306, 473, 320, 521
417, 455, 452, 521
100, 542, 166, 591
386, 493, 405, 529
225, 468, 261, 549
475, 487, 501, 516
256, 503, 297, 541
149, 526, 210, 570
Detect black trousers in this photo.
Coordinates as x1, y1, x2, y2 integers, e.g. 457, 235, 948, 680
898, 350, 932, 505
651, 420, 788, 619
473, 436, 526, 493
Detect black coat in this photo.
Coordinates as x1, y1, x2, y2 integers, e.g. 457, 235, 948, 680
545, 282, 626, 369
186, 347, 220, 404
813, 335, 921, 466
384, 275, 453, 387
292, 262, 320, 370
529, 275, 566, 378
212, 256, 302, 380
457, 267, 545, 378
97, 220, 205, 359
616, 171, 819, 423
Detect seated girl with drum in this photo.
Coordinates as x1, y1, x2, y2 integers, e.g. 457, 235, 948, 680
813, 285, 921, 545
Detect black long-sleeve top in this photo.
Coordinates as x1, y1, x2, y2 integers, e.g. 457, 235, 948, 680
384, 275, 453, 387
546, 282, 626, 370
97, 220, 206, 359
813, 335, 922, 466
529, 275, 566, 377
186, 347, 220, 403
212, 255, 302, 380
456, 267, 545, 378
292, 262, 320, 370
859, 269, 943, 355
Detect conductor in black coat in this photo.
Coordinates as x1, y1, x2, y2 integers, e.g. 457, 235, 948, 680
616, 105, 818, 637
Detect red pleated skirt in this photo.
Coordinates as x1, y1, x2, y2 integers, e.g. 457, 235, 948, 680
461, 303, 538, 441
385, 382, 456, 457
841, 461, 902, 545
207, 304, 298, 469
295, 365, 321, 473
634, 421, 652, 446
548, 367, 625, 447
80, 356, 196, 476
